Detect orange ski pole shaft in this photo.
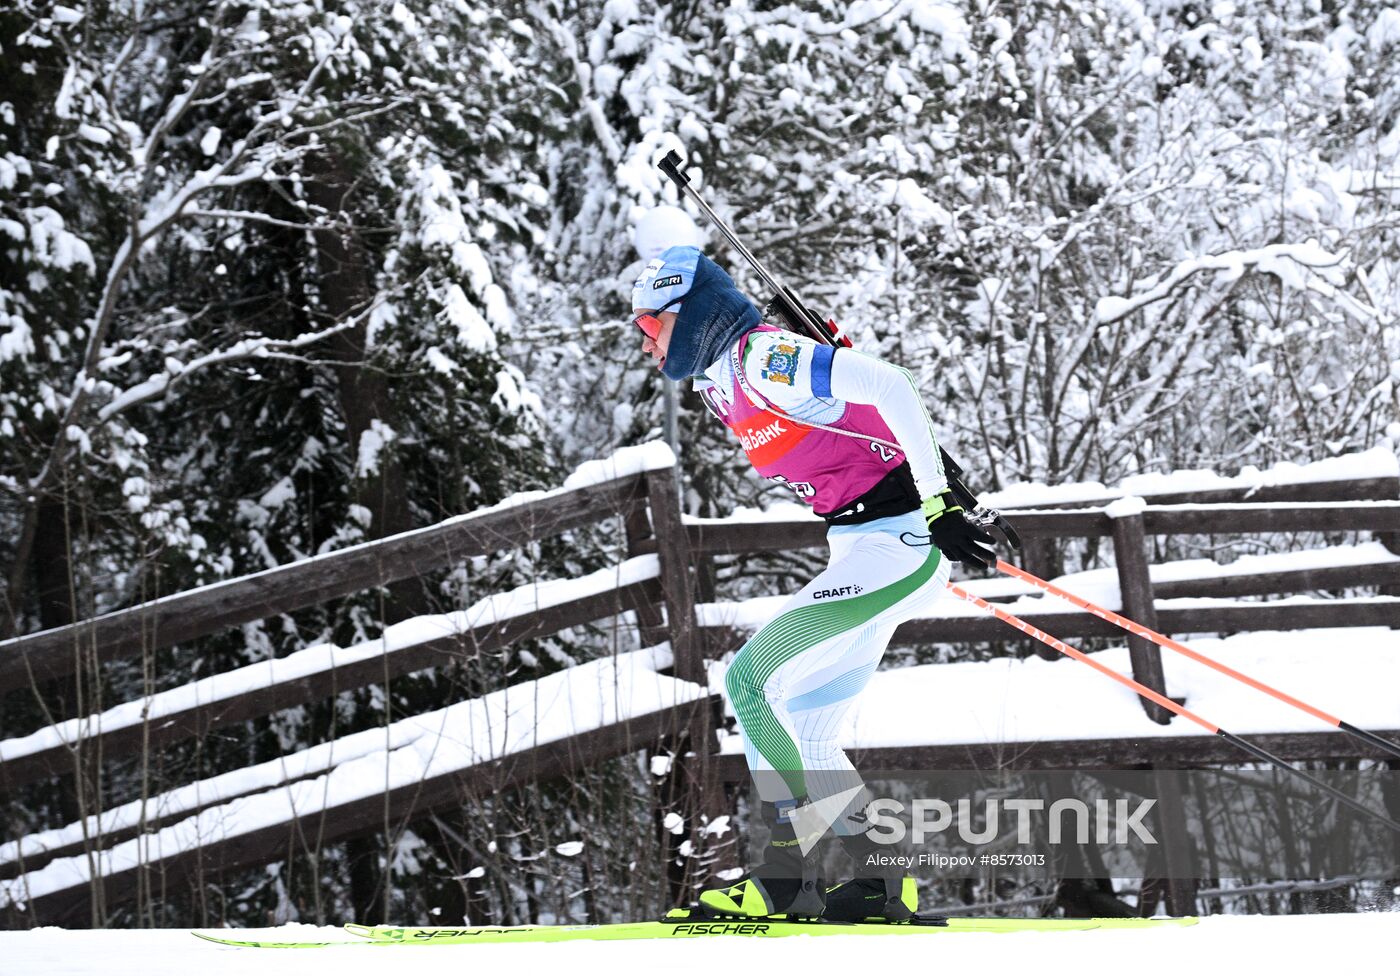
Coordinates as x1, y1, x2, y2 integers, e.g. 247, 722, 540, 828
947, 582, 1219, 734
995, 559, 1400, 761
946, 582, 1400, 834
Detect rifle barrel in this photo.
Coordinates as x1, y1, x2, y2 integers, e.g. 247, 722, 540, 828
658, 151, 788, 316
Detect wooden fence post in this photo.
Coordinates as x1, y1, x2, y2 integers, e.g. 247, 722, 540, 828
644, 467, 698, 684
1113, 508, 1198, 914
695, 555, 718, 604
1019, 536, 1061, 660
1379, 475, 1400, 597
622, 499, 668, 649
1110, 510, 1172, 725
644, 465, 733, 904
1150, 767, 1200, 916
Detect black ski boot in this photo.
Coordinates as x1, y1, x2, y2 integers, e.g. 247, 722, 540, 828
823, 828, 917, 922
698, 801, 826, 918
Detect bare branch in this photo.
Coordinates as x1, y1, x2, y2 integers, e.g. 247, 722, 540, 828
186, 208, 328, 231
95, 269, 426, 423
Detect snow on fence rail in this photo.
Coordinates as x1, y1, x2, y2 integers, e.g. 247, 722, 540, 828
0, 442, 678, 693
982, 446, 1400, 509
0, 557, 664, 790
0, 645, 713, 925
697, 543, 1400, 642
685, 500, 1400, 553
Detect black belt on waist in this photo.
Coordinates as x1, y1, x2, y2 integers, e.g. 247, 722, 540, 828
817, 461, 921, 526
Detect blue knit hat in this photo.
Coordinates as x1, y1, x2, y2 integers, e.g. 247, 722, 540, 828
630, 246, 761, 380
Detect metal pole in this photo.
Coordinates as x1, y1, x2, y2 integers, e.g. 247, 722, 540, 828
663, 382, 679, 459
996, 558, 1400, 759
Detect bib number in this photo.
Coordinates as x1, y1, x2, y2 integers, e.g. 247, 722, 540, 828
870, 441, 899, 463
771, 474, 816, 499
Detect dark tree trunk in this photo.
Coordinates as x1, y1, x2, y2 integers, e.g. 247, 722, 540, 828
346, 834, 387, 923
306, 148, 424, 622
306, 146, 428, 923
10, 479, 107, 927
33, 491, 77, 631
30, 482, 101, 832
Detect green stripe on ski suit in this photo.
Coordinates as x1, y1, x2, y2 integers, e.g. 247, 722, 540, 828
725, 546, 941, 798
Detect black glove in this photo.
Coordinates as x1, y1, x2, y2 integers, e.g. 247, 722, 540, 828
921, 489, 996, 569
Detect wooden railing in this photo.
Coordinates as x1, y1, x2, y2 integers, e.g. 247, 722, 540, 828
1, 446, 1396, 924
0, 566, 665, 790
0, 473, 655, 692
0, 453, 729, 925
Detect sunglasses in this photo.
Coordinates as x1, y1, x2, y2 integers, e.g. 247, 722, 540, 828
633, 313, 664, 341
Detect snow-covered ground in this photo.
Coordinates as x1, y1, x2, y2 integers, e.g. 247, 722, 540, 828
2, 913, 1397, 976
708, 626, 1400, 750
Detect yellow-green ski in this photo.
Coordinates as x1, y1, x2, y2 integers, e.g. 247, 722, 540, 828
339, 910, 1197, 944
192, 931, 373, 949
194, 912, 1197, 948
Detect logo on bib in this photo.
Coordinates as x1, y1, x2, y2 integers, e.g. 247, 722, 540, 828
761, 342, 800, 386
813, 585, 864, 600
731, 406, 812, 467
739, 418, 788, 451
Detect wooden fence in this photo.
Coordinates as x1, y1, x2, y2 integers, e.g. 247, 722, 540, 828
0, 458, 729, 925
1, 448, 1397, 924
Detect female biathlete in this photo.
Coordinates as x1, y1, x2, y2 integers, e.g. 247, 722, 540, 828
631, 246, 995, 922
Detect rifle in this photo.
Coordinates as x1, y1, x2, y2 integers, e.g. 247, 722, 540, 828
657, 149, 1020, 550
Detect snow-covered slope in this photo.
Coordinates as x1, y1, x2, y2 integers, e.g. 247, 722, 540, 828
3, 913, 1397, 976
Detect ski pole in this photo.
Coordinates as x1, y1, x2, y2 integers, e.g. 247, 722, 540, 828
994, 559, 1400, 761
946, 581, 1400, 835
